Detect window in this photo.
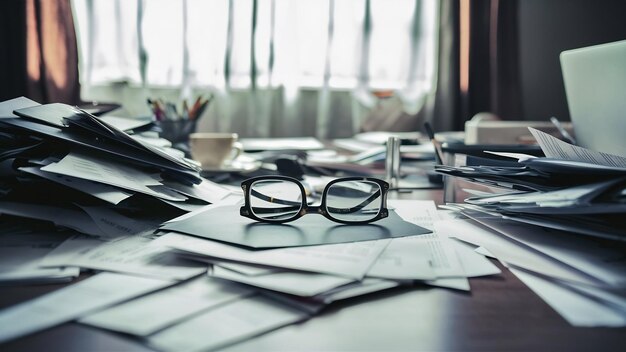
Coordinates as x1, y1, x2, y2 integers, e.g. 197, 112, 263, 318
73, 0, 438, 91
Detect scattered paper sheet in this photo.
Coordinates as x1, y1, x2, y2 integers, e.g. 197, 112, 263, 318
474, 246, 496, 258
510, 268, 626, 327
78, 205, 162, 239
148, 295, 310, 352
41, 151, 187, 202
160, 205, 429, 249
214, 262, 281, 276
240, 137, 324, 151
19, 166, 133, 205
154, 232, 390, 279
484, 151, 537, 161
0, 272, 172, 343
529, 127, 626, 168
41, 235, 207, 281
450, 240, 501, 277
388, 199, 440, 231
366, 237, 435, 280
0, 202, 109, 238
436, 219, 603, 287
383, 200, 473, 280
0, 229, 79, 284
162, 179, 231, 204
424, 277, 470, 291
98, 115, 153, 132
466, 212, 626, 287
211, 266, 354, 297
80, 277, 254, 336
422, 233, 466, 278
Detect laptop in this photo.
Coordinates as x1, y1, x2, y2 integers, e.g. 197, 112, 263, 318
560, 40, 626, 157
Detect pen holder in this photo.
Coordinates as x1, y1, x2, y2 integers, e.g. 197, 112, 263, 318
158, 119, 198, 145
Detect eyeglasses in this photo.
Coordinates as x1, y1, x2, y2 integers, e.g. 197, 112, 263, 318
240, 175, 389, 224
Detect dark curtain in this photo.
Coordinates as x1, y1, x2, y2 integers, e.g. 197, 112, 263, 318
0, 0, 80, 104
425, 0, 522, 132
465, 0, 522, 121
423, 0, 461, 132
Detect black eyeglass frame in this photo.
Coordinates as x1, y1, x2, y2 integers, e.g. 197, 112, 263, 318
240, 175, 389, 224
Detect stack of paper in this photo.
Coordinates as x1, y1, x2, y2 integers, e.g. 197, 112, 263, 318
150, 200, 500, 313
435, 127, 626, 326
436, 128, 626, 241
0, 97, 234, 283
0, 198, 501, 350
0, 96, 503, 350
436, 214, 626, 327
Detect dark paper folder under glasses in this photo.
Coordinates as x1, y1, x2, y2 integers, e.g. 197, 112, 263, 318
240, 176, 389, 224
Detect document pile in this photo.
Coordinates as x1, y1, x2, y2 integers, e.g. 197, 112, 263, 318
0, 96, 501, 350
435, 127, 626, 326
0, 97, 232, 284
436, 128, 626, 241
0, 198, 501, 351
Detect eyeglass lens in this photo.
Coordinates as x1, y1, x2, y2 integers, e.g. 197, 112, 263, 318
250, 179, 303, 221
326, 180, 382, 222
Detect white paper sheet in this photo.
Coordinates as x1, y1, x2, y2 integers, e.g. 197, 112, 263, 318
317, 278, 401, 303
366, 237, 435, 280
474, 246, 496, 258
385, 200, 470, 280
0, 202, 108, 238
41, 235, 207, 281
422, 233, 466, 278
0, 272, 172, 343
467, 214, 626, 287
162, 196, 243, 226
211, 266, 354, 297
436, 219, 603, 287
99, 115, 152, 132
510, 268, 626, 327
154, 232, 390, 279
215, 261, 281, 276
77, 205, 161, 239
41, 151, 187, 202
529, 127, 626, 167
450, 239, 501, 277
0, 230, 79, 284
19, 166, 133, 205
240, 137, 324, 151
80, 277, 254, 336
163, 179, 232, 204
387, 199, 441, 231
148, 295, 309, 352
424, 277, 470, 291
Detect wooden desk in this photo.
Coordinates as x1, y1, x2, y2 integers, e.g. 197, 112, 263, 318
1, 189, 625, 351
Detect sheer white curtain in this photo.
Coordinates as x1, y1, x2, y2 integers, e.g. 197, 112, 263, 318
72, 0, 438, 138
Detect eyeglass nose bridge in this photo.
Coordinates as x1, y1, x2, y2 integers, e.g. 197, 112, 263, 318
301, 205, 325, 217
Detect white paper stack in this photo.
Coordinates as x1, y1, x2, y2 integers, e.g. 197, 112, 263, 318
435, 214, 626, 327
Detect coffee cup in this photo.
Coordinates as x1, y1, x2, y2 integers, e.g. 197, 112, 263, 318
189, 132, 243, 169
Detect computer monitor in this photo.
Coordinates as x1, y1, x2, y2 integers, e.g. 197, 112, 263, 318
560, 40, 626, 157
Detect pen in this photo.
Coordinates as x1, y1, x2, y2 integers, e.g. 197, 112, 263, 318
193, 95, 213, 121
424, 121, 445, 165
182, 100, 189, 120
189, 96, 202, 120
549, 116, 577, 145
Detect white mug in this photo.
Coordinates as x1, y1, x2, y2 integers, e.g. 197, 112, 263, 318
189, 133, 243, 169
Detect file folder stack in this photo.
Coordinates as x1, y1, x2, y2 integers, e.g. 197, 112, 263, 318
436, 128, 626, 242
0, 97, 229, 254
